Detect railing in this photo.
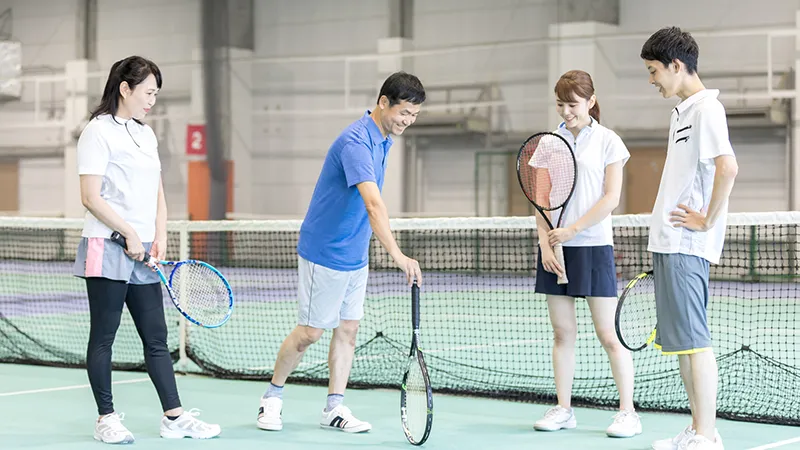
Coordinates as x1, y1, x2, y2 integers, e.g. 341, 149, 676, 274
0, 24, 797, 130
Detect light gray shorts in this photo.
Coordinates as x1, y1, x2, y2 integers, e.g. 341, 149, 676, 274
297, 256, 369, 330
653, 252, 712, 354
73, 237, 160, 285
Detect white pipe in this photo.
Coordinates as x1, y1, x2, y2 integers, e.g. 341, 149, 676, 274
768, 34, 774, 96
0, 121, 65, 130
33, 80, 40, 122
344, 59, 350, 109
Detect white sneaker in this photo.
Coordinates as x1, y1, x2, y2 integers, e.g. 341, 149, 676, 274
94, 412, 135, 444
685, 434, 724, 450
159, 409, 221, 439
606, 410, 643, 438
533, 406, 577, 431
257, 397, 283, 431
653, 426, 722, 450
319, 405, 372, 433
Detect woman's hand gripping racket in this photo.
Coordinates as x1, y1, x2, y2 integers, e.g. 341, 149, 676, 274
614, 271, 657, 351
400, 280, 433, 446
110, 231, 234, 328
516, 132, 577, 284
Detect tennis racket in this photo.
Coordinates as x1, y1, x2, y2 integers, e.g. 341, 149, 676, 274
614, 271, 657, 351
109, 231, 234, 328
516, 132, 577, 284
400, 280, 433, 446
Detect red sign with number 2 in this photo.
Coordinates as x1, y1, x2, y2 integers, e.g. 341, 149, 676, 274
186, 124, 206, 155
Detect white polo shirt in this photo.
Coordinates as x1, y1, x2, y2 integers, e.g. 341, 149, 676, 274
77, 114, 162, 242
647, 89, 735, 264
535, 118, 630, 247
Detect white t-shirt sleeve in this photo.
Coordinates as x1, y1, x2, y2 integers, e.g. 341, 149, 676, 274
529, 135, 561, 168
697, 101, 735, 160
528, 149, 547, 168
604, 133, 630, 167
76, 121, 111, 175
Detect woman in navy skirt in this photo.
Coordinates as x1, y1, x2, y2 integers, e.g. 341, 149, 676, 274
531, 70, 640, 438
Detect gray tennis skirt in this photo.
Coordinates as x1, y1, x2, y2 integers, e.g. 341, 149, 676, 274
73, 237, 160, 285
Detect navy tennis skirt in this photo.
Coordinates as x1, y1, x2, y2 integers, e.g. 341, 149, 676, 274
535, 245, 617, 298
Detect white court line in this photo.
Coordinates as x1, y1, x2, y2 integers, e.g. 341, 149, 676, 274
0, 376, 157, 397
747, 437, 800, 450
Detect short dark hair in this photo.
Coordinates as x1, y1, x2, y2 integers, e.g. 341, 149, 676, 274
640, 26, 699, 75
90, 55, 162, 122
377, 71, 425, 106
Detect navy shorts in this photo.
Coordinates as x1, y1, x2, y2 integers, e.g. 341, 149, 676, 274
535, 245, 617, 298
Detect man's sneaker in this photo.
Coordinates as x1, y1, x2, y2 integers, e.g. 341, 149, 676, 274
94, 412, 135, 444
319, 405, 372, 433
653, 426, 722, 450
159, 409, 221, 439
533, 406, 577, 431
685, 434, 724, 450
606, 410, 643, 438
257, 397, 283, 431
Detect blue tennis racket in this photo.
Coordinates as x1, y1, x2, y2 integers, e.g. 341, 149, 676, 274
110, 231, 234, 328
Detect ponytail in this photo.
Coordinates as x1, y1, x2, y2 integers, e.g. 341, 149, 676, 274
589, 99, 600, 123
90, 56, 162, 123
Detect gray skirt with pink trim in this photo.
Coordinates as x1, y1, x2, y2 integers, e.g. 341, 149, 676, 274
73, 237, 159, 285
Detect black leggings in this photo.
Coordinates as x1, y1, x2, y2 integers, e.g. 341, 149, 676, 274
85, 278, 181, 415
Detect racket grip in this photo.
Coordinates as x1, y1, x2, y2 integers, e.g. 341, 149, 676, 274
110, 231, 127, 248
109, 231, 152, 264
554, 243, 568, 285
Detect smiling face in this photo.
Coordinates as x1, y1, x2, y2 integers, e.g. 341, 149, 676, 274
556, 94, 594, 130
119, 73, 159, 120
377, 96, 421, 136
644, 59, 682, 99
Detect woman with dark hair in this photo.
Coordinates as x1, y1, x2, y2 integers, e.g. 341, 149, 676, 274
73, 55, 220, 444
530, 70, 641, 438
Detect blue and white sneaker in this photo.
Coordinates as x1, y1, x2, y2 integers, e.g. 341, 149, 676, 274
534, 406, 577, 431
319, 405, 371, 433
159, 409, 221, 439
257, 397, 283, 431
94, 412, 135, 444
606, 410, 642, 438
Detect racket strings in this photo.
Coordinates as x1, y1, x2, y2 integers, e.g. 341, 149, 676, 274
519, 134, 575, 210
403, 358, 429, 441
619, 276, 657, 348
170, 264, 231, 325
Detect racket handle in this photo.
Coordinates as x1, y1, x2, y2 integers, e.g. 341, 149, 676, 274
554, 243, 568, 285
110, 231, 127, 248
411, 281, 420, 331
109, 231, 152, 264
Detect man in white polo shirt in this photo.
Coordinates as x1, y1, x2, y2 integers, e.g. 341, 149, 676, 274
641, 27, 739, 450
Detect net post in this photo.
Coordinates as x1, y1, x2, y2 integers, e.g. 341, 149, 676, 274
748, 225, 758, 280
177, 221, 190, 372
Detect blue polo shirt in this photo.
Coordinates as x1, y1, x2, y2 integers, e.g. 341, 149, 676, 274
297, 111, 392, 271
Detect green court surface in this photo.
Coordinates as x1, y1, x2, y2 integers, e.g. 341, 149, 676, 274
1, 364, 798, 450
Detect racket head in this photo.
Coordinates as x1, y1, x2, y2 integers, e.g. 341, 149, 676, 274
615, 271, 657, 352
167, 261, 234, 328
400, 351, 433, 446
516, 132, 577, 213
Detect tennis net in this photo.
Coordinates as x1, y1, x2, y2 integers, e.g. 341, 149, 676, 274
0, 213, 798, 425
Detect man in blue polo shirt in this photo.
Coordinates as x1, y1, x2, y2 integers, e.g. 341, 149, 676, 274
257, 72, 426, 434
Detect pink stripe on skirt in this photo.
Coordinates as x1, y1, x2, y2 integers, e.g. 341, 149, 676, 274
85, 237, 105, 277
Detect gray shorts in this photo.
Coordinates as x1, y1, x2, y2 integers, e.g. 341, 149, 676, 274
653, 252, 712, 354
297, 256, 369, 329
73, 237, 160, 285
